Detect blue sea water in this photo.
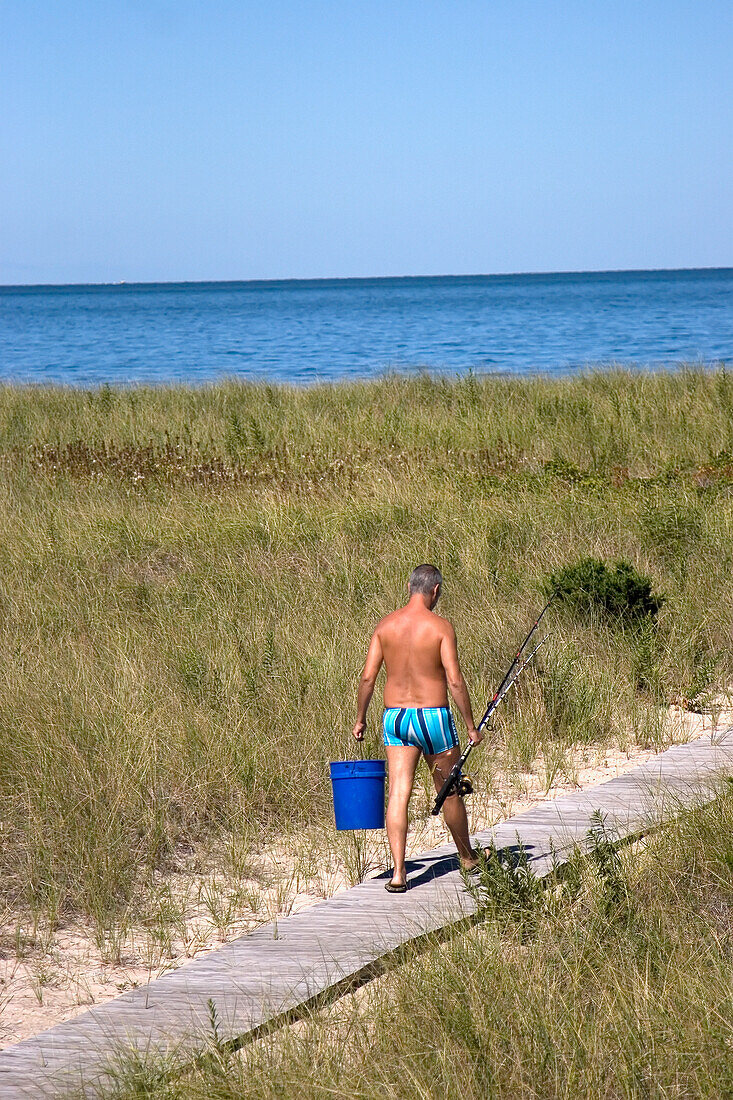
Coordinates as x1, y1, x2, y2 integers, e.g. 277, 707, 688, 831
0, 269, 731, 387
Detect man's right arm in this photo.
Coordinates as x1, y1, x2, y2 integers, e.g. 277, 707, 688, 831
440, 624, 482, 743
353, 629, 384, 741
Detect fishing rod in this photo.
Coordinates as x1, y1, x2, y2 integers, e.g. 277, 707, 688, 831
430, 634, 551, 814
431, 593, 556, 816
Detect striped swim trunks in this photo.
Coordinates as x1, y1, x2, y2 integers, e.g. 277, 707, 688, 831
382, 707, 459, 755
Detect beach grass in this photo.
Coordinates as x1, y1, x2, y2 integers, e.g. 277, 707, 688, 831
1, 368, 732, 933
76, 780, 733, 1100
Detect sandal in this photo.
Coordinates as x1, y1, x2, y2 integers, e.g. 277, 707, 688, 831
384, 881, 408, 893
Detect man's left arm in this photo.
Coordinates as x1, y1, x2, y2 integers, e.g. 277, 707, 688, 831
353, 631, 384, 741
440, 623, 481, 743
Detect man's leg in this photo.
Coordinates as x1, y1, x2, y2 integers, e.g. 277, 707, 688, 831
385, 745, 421, 887
426, 747, 479, 869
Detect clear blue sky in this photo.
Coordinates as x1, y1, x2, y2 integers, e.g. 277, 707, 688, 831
2, 1, 731, 284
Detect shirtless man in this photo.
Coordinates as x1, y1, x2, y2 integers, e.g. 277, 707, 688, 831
353, 564, 483, 892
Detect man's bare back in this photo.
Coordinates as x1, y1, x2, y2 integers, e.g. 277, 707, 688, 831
375, 602, 451, 709
352, 566, 480, 745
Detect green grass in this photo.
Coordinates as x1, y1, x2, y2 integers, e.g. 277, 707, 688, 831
76, 781, 733, 1100
1, 369, 732, 933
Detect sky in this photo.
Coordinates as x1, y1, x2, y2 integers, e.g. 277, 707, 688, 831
1, 1, 732, 284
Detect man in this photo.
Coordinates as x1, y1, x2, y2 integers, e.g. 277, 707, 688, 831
353, 564, 483, 892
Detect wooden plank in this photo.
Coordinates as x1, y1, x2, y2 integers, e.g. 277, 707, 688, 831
0, 727, 731, 1099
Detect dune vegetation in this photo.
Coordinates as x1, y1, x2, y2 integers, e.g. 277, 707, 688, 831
85, 781, 733, 1100
1, 367, 732, 941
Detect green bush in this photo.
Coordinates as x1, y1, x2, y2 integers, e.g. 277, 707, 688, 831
548, 556, 663, 623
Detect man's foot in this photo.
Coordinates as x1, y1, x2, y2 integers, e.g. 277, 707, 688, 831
385, 880, 408, 893
460, 847, 483, 873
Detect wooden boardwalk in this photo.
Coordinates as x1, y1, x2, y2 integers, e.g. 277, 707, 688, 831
2, 727, 732, 1099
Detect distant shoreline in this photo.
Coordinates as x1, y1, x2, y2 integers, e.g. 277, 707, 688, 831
0, 362, 729, 394
2, 265, 731, 291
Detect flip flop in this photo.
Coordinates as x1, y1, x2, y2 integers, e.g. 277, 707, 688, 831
384, 881, 408, 893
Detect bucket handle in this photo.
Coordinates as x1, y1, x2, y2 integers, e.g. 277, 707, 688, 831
353, 728, 368, 760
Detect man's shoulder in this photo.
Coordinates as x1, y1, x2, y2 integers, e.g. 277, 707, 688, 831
430, 612, 455, 637
374, 608, 402, 633
374, 607, 454, 637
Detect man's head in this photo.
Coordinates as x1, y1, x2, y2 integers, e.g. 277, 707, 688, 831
408, 563, 443, 608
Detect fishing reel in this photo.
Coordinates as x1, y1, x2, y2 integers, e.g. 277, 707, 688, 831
456, 775, 473, 799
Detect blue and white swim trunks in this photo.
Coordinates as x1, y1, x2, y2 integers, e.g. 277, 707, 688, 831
382, 707, 459, 755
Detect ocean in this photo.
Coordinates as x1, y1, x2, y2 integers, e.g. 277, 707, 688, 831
0, 268, 731, 387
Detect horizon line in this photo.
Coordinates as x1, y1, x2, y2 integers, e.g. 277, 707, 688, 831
2, 265, 731, 290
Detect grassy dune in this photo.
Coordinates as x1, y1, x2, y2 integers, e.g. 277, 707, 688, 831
89, 783, 733, 1100
1, 369, 732, 931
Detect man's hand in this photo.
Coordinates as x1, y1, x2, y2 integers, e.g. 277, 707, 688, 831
467, 727, 483, 745
352, 720, 366, 741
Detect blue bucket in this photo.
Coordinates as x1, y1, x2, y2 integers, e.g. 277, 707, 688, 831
330, 759, 386, 830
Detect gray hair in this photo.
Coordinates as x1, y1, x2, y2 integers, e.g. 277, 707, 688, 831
408, 563, 443, 597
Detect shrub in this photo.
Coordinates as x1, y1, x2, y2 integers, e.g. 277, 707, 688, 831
548, 556, 663, 623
